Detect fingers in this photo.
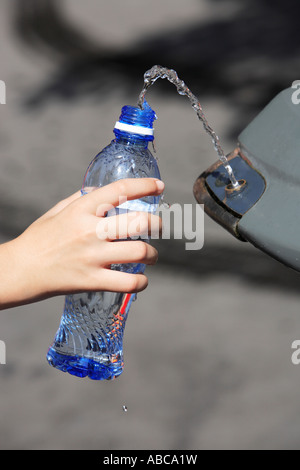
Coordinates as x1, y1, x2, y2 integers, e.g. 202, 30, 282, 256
96, 212, 162, 240
95, 269, 148, 293
99, 240, 158, 266
81, 178, 164, 214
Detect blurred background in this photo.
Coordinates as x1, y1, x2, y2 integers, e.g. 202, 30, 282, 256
0, 0, 300, 450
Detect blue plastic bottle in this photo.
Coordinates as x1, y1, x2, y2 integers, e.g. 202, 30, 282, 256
46, 101, 161, 380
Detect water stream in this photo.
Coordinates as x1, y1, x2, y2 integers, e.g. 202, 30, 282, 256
138, 65, 239, 188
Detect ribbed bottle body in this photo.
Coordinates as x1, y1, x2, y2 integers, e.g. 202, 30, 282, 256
47, 138, 160, 380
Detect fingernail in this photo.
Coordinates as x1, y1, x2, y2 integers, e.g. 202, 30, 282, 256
155, 180, 165, 192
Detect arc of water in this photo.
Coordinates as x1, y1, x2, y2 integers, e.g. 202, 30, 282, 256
138, 65, 239, 188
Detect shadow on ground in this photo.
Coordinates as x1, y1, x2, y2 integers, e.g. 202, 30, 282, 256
10, 0, 300, 136
152, 237, 300, 295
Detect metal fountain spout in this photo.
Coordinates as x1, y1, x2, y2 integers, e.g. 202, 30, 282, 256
194, 87, 300, 272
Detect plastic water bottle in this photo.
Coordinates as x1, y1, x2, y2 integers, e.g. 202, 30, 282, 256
47, 101, 161, 380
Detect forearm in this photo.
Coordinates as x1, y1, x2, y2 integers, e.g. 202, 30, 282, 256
0, 237, 44, 310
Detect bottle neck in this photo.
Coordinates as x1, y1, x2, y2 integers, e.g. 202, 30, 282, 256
114, 130, 150, 149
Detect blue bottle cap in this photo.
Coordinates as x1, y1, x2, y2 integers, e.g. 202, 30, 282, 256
114, 100, 157, 141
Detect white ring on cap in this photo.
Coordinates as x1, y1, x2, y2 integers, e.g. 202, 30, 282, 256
114, 121, 154, 136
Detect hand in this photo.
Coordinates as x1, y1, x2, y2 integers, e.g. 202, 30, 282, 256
0, 178, 164, 309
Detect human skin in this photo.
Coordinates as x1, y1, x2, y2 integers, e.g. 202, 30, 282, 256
0, 178, 164, 310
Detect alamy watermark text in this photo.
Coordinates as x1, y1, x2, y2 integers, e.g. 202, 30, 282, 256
95, 199, 205, 251
291, 80, 300, 104
0, 80, 6, 104
0, 340, 6, 365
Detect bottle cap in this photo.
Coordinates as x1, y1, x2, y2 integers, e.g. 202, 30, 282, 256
114, 100, 157, 141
